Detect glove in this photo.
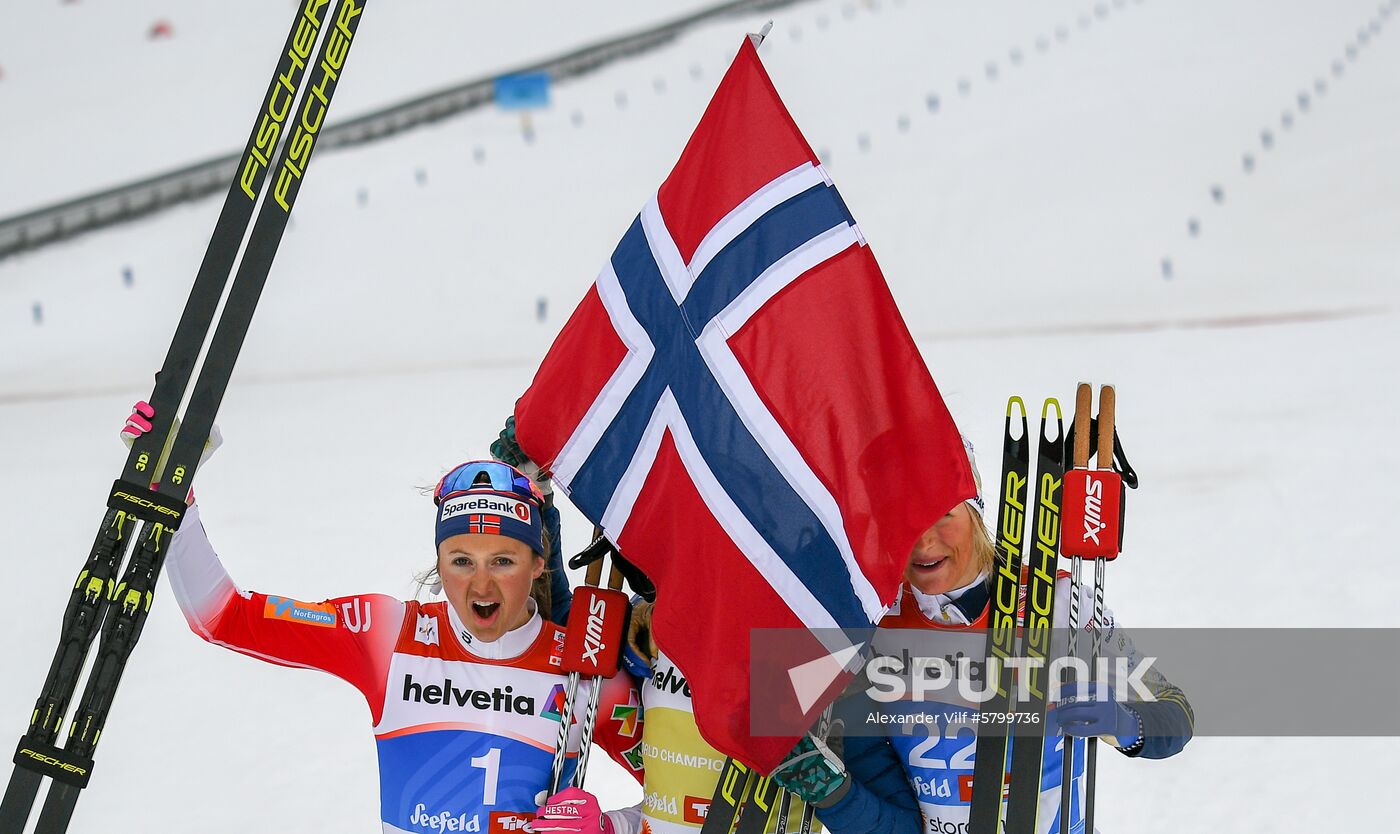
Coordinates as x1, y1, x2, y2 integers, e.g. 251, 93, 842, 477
491, 415, 553, 496
1051, 682, 1143, 750
119, 401, 224, 466
770, 730, 848, 807
119, 401, 223, 504
528, 787, 612, 834
621, 600, 656, 678
121, 400, 155, 440
568, 535, 656, 602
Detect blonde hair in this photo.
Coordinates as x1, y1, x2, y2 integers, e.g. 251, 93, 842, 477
966, 502, 997, 581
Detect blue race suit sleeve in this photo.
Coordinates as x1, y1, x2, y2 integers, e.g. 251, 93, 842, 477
813, 732, 922, 834
1127, 696, 1194, 759
543, 499, 572, 626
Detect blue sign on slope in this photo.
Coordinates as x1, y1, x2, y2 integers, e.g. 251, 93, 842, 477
494, 73, 551, 110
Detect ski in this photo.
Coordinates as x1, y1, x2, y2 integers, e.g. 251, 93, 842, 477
1002, 398, 1064, 834
773, 790, 793, 833
732, 772, 782, 834
4, 3, 367, 832
700, 759, 756, 834
967, 396, 1031, 834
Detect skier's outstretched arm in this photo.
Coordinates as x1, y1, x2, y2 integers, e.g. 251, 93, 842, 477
166, 503, 403, 712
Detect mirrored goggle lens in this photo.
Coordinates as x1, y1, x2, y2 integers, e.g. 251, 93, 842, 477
434, 461, 541, 505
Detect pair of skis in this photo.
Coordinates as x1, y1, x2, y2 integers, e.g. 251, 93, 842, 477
701, 744, 818, 834
1, 2, 367, 832
968, 395, 1066, 834
968, 387, 1129, 834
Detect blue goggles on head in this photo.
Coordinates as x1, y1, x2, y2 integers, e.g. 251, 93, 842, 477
433, 460, 544, 507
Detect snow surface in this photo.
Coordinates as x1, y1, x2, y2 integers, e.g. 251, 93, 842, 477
2, 0, 1399, 831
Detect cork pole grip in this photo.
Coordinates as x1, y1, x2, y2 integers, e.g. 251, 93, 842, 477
585, 549, 604, 587
1074, 382, 1092, 468
1097, 385, 1116, 469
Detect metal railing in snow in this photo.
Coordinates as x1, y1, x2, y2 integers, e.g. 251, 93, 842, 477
0, 0, 799, 262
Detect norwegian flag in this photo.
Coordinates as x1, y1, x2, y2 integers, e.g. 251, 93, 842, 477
516, 37, 973, 770
467, 514, 501, 536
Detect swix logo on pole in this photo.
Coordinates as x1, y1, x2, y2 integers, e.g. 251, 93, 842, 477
1062, 469, 1122, 559
1082, 475, 1106, 545
582, 594, 607, 665
562, 586, 627, 676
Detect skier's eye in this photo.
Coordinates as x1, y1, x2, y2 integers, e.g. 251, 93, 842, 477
492, 556, 515, 568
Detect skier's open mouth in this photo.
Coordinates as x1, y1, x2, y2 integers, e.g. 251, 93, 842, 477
470, 601, 501, 625
910, 556, 948, 573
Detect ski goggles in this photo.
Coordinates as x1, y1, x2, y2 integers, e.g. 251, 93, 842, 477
433, 460, 544, 507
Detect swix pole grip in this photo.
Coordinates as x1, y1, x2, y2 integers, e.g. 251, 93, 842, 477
561, 586, 629, 677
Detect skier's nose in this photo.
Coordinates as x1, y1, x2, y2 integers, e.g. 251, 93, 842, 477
467, 569, 494, 598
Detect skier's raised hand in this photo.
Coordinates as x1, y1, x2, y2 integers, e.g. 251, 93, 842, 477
491, 414, 552, 496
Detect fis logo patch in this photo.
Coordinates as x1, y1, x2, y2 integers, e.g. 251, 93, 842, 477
264, 596, 336, 628
415, 613, 440, 646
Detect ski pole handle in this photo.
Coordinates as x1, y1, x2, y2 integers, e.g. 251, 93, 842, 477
1073, 382, 1092, 469
1061, 384, 1122, 559
1097, 385, 1116, 469
584, 553, 604, 588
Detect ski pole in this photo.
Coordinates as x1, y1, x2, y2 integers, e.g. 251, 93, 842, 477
571, 557, 629, 787
547, 553, 600, 795
1060, 382, 1093, 830
1060, 383, 1125, 832
549, 530, 629, 793
1083, 385, 1118, 833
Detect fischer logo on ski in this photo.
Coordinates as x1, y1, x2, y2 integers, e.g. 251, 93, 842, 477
275, 0, 363, 210
241, 0, 334, 198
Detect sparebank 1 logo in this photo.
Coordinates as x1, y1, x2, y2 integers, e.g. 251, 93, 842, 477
541, 684, 568, 722
610, 691, 641, 738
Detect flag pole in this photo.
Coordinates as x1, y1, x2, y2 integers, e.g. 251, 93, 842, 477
749, 20, 773, 48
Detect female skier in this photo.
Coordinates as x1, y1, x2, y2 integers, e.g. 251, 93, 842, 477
776, 438, 1195, 834
122, 404, 638, 834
